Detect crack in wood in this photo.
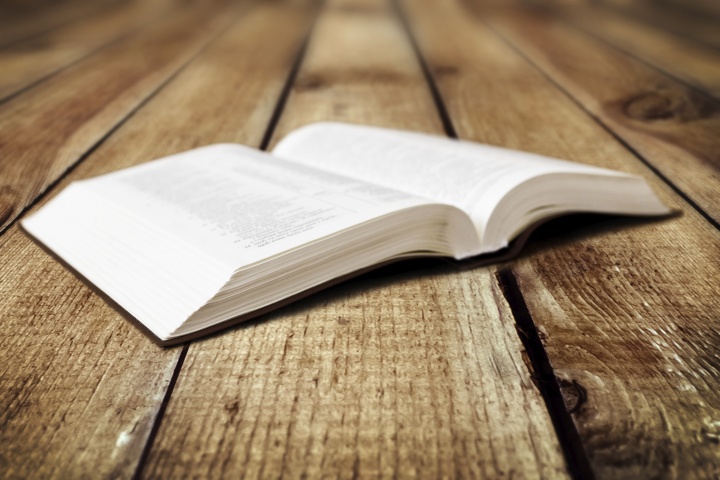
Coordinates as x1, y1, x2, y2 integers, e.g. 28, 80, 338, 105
497, 266, 596, 480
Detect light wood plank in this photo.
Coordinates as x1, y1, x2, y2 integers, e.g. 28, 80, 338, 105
0, 0, 246, 234
482, 6, 720, 225
555, 4, 720, 98
405, 0, 720, 476
269, 0, 444, 139
143, 0, 568, 477
0, 0, 175, 102
0, 1, 313, 477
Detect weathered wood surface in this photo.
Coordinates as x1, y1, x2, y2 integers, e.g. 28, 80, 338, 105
0, 0, 246, 234
482, 6, 720, 226
1, 0, 719, 477
603, 1, 720, 50
0, 1, 314, 477
0, 0, 121, 48
0, 0, 175, 102
140, 0, 567, 478
652, 0, 720, 19
269, 0, 444, 139
553, 4, 720, 98
406, 0, 720, 476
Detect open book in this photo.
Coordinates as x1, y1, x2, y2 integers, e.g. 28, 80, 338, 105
22, 122, 669, 344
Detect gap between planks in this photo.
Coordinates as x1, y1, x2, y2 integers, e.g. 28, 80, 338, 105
391, 0, 456, 139
130, 6, 319, 478
259, 18, 318, 152
131, 344, 189, 480
496, 268, 595, 480
394, 0, 592, 477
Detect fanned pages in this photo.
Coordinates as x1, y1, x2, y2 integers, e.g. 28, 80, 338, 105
22, 122, 670, 343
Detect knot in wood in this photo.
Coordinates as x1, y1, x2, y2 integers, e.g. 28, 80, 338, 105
621, 89, 718, 123
433, 65, 458, 77
557, 378, 587, 414
294, 74, 324, 91
623, 91, 687, 121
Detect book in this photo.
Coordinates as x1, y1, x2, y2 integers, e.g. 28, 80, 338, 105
22, 122, 669, 344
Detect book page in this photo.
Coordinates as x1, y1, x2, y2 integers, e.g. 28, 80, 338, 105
272, 122, 631, 233
80, 144, 437, 266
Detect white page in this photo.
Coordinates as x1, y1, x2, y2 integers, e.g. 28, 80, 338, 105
80, 144, 437, 267
272, 122, 632, 233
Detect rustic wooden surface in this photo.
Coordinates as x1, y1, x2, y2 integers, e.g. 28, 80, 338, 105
551, 4, 720, 97
0, 0, 175, 102
608, 1, 720, 49
1, 0, 719, 478
0, 1, 311, 477
410, 0, 720, 477
0, 0, 121, 48
142, 1, 565, 477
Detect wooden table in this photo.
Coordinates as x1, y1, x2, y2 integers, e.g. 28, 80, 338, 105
1, 0, 719, 477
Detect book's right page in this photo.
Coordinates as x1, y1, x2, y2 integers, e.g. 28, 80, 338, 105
272, 122, 669, 253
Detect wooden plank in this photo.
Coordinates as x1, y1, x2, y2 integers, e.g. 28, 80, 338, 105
554, 4, 720, 98
141, 0, 568, 478
608, 2, 720, 50
529, 1, 720, 52
0, 0, 246, 234
0, 0, 122, 48
0, 1, 313, 477
658, 0, 720, 19
480, 6, 720, 225
404, 0, 720, 476
0, 0, 175, 102
269, 0, 445, 139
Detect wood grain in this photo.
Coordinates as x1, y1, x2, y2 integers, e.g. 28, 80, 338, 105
146, 266, 568, 479
142, 0, 568, 477
0, 0, 246, 234
0, 0, 122, 48
404, 0, 720, 476
0, 0, 175, 102
270, 0, 445, 141
605, 1, 720, 50
658, 0, 720, 18
0, 1, 314, 477
482, 6, 720, 225
554, 4, 720, 98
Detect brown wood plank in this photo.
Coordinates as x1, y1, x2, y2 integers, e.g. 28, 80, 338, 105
0, 0, 122, 48
480, 5, 720, 226
269, 0, 445, 138
553, 4, 720, 98
0, 0, 175, 102
0, 0, 247, 234
404, 0, 720, 476
608, 2, 720, 50
141, 0, 568, 477
0, 1, 313, 477
659, 0, 720, 19
529, 1, 720, 58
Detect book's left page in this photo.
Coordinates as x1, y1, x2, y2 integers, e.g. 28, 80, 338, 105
21, 144, 443, 339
